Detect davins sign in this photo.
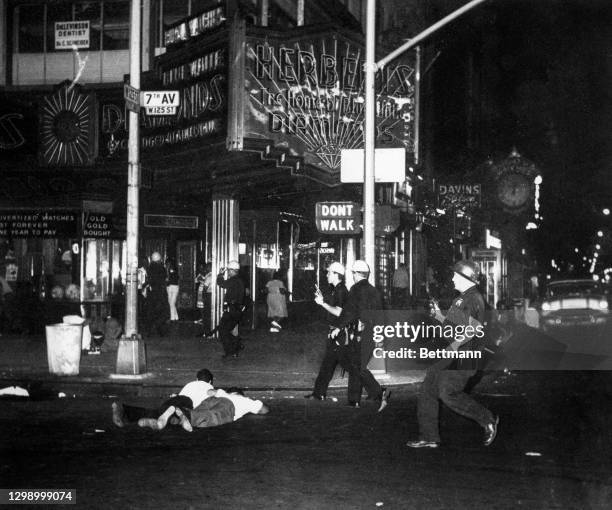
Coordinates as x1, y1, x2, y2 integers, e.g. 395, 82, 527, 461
315, 202, 361, 235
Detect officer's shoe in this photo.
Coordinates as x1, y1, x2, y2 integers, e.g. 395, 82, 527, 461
377, 388, 391, 413
304, 393, 326, 400
406, 440, 439, 449
483, 416, 499, 446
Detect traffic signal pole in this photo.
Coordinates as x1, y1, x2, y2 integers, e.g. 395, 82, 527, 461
363, 0, 490, 281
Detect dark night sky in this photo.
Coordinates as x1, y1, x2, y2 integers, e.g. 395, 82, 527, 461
430, 0, 612, 273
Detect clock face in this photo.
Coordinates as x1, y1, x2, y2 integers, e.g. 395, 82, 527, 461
497, 173, 531, 208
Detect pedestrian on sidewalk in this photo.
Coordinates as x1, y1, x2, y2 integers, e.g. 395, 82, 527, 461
265, 271, 288, 332
392, 263, 410, 308
304, 261, 355, 402
143, 252, 169, 336
195, 262, 212, 328
112, 368, 214, 432
166, 257, 179, 321
0, 274, 14, 335
330, 260, 389, 411
406, 260, 499, 449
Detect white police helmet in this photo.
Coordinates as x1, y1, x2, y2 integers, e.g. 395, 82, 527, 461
352, 260, 370, 274
227, 260, 240, 270
327, 262, 345, 276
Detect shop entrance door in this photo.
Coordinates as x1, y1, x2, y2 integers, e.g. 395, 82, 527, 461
177, 241, 196, 309
471, 249, 503, 308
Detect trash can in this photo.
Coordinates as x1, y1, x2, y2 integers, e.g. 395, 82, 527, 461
45, 323, 83, 376
62, 315, 91, 351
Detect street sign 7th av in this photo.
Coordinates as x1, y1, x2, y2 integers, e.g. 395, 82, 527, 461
142, 91, 180, 115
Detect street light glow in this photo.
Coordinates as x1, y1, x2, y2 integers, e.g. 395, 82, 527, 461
603, 208, 610, 216
597, 231, 604, 237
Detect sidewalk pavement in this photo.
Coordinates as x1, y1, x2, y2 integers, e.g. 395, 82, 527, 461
0, 320, 424, 398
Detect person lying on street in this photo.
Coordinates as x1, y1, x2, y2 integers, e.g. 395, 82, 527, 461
189, 388, 270, 429
111, 368, 214, 432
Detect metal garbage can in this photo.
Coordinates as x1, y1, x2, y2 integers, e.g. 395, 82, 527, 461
45, 323, 83, 375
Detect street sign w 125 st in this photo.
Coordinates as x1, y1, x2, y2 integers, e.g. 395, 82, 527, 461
124, 84, 140, 113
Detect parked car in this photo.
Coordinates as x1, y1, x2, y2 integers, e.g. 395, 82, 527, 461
540, 279, 609, 330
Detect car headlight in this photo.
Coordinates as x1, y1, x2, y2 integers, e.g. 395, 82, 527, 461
600, 300, 609, 310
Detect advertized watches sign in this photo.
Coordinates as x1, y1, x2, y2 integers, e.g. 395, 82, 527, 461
0, 210, 78, 237
315, 202, 361, 235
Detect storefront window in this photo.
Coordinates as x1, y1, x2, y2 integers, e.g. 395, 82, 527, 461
293, 241, 342, 301
102, 1, 130, 50
83, 239, 125, 300
16, 4, 45, 53
256, 243, 279, 270
75, 2, 101, 50
15, 1, 127, 53
153, 0, 189, 48
46, 3, 73, 52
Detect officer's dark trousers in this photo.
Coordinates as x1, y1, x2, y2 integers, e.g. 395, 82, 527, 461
355, 336, 383, 402
219, 310, 242, 355
417, 365, 494, 443
313, 339, 360, 402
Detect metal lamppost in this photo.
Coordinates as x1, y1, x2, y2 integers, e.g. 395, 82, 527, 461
115, 0, 146, 376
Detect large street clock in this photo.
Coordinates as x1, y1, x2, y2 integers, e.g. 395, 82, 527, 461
39, 81, 97, 166
491, 148, 537, 214
497, 173, 531, 209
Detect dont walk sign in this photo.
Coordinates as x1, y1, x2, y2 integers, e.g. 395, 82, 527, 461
315, 202, 361, 235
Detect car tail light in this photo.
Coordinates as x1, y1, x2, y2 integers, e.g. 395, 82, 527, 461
599, 300, 609, 310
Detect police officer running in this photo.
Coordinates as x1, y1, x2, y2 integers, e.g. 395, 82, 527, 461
330, 260, 390, 411
406, 260, 499, 448
214, 260, 245, 359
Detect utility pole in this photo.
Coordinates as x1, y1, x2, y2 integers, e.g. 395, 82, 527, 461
115, 0, 146, 376
363, 0, 376, 282
363, 0, 490, 280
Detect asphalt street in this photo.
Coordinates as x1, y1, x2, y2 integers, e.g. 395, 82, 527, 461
2, 371, 611, 510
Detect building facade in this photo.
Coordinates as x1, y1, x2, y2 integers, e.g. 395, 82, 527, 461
1, 0, 432, 333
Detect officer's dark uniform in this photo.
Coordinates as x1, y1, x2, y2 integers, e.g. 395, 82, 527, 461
335, 278, 384, 405
417, 286, 495, 443
310, 282, 354, 400
217, 272, 245, 357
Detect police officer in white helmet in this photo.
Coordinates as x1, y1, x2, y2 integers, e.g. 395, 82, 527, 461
330, 260, 389, 411
304, 261, 355, 401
